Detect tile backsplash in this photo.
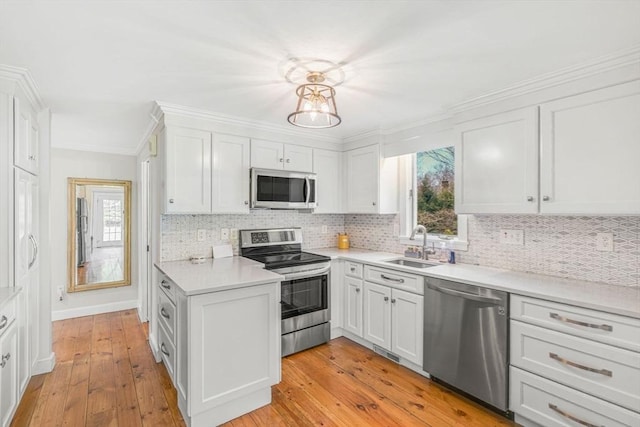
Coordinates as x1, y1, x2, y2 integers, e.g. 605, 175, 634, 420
459, 215, 640, 287
161, 210, 639, 287
161, 211, 344, 261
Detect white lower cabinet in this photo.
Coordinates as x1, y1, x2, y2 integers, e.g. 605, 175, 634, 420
510, 295, 640, 426
343, 276, 364, 338
363, 276, 423, 366
0, 308, 18, 427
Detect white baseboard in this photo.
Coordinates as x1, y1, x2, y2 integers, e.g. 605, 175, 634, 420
32, 352, 56, 375
52, 299, 139, 321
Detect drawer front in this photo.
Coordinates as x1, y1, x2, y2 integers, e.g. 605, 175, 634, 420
511, 320, 640, 411
512, 294, 640, 352
510, 367, 640, 427
158, 290, 176, 344
158, 322, 176, 383
345, 262, 363, 278
158, 273, 177, 304
0, 297, 17, 337
364, 266, 422, 295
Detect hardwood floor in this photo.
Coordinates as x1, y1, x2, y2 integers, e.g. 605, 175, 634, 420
12, 310, 517, 427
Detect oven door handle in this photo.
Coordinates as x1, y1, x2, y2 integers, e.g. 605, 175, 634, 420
282, 265, 331, 281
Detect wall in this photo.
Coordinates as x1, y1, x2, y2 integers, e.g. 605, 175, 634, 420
344, 214, 404, 254
50, 148, 138, 319
161, 211, 344, 261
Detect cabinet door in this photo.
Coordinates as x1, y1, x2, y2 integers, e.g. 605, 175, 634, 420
165, 127, 212, 213
391, 289, 423, 365
250, 139, 284, 170
13, 97, 39, 175
17, 288, 29, 395
343, 276, 363, 337
14, 169, 37, 286
363, 282, 391, 350
0, 322, 18, 427
455, 107, 539, 214
284, 144, 313, 172
212, 134, 250, 213
540, 81, 640, 214
346, 145, 379, 213
313, 149, 343, 213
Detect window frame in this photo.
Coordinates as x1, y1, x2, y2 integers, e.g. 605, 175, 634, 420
397, 153, 469, 251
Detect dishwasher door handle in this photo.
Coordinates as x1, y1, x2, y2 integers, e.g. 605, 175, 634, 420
426, 283, 503, 305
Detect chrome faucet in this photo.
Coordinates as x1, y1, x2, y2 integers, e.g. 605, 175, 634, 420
410, 225, 432, 260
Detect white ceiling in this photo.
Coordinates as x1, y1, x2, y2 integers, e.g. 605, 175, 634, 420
1, 1, 639, 155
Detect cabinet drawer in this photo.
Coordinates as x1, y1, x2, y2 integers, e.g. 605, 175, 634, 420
344, 262, 363, 278
158, 290, 176, 344
158, 322, 176, 383
511, 295, 640, 352
511, 320, 640, 411
158, 273, 177, 304
510, 367, 640, 427
364, 266, 422, 295
0, 297, 17, 337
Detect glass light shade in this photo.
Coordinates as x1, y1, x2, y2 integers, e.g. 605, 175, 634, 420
288, 83, 341, 128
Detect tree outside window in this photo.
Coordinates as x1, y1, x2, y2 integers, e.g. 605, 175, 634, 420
416, 146, 456, 235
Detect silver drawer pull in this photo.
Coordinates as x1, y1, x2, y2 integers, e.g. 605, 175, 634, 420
549, 313, 613, 332
0, 315, 7, 330
549, 353, 612, 377
160, 343, 170, 356
1, 352, 10, 368
160, 280, 171, 290
160, 307, 170, 319
548, 403, 603, 427
381, 274, 404, 283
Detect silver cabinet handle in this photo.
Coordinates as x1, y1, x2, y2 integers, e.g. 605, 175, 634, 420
549, 352, 612, 377
169, 198, 174, 204
160, 280, 171, 290
0, 352, 10, 368
286, 158, 290, 163
355, 288, 361, 293
384, 296, 389, 302
160, 307, 170, 319
527, 196, 534, 202
28, 234, 38, 269
391, 298, 396, 303
549, 313, 612, 332
0, 315, 7, 329
548, 403, 601, 427
350, 267, 356, 272
372, 202, 376, 206
279, 158, 284, 163
244, 200, 249, 205
160, 343, 170, 356
542, 195, 550, 201
381, 274, 404, 283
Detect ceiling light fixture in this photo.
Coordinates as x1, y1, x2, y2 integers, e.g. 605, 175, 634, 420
287, 71, 341, 129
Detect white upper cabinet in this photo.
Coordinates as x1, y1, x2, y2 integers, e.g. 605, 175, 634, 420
212, 134, 250, 213
455, 107, 539, 214
346, 144, 398, 214
164, 127, 212, 214
539, 81, 640, 214
13, 97, 39, 176
163, 127, 251, 214
313, 148, 343, 213
250, 139, 313, 172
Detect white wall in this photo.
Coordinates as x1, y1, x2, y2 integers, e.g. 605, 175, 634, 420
50, 148, 138, 319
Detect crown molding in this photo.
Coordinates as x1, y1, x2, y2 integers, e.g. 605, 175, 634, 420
134, 103, 162, 156
0, 64, 46, 111
154, 101, 342, 144
447, 44, 640, 114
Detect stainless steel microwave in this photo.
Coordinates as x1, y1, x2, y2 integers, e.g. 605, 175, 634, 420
250, 168, 317, 209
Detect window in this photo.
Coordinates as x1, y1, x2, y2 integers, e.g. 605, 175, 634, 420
102, 199, 123, 242
415, 146, 456, 235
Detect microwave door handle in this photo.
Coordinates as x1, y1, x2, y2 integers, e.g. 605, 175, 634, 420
305, 177, 310, 205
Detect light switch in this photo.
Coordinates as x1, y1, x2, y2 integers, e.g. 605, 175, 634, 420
595, 233, 614, 252
220, 228, 230, 240
499, 229, 524, 245
197, 229, 206, 241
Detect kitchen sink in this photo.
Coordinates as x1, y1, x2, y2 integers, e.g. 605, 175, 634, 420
384, 258, 440, 269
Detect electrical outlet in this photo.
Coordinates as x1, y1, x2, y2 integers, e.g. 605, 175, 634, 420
197, 229, 206, 241
220, 228, 229, 240
595, 233, 614, 252
57, 286, 64, 301
321, 225, 328, 234
499, 229, 524, 245
230, 228, 238, 240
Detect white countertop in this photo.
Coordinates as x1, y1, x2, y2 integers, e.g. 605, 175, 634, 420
155, 257, 282, 296
309, 248, 640, 319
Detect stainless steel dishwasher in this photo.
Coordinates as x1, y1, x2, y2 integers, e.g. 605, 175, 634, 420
423, 277, 510, 415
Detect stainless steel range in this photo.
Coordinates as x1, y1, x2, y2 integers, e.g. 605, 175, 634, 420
239, 228, 331, 357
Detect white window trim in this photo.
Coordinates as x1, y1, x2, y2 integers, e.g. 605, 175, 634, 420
397, 153, 469, 251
